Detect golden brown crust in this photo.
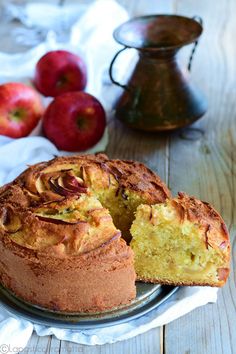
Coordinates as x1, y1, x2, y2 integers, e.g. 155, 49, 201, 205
12, 153, 170, 207
105, 158, 171, 204
169, 193, 230, 286
0, 235, 136, 312
137, 276, 227, 287
174, 192, 230, 257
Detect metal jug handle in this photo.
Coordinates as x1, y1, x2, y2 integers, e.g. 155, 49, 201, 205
109, 46, 130, 91
188, 16, 203, 72
109, 46, 141, 111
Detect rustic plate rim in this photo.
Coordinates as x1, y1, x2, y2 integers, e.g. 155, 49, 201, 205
0, 283, 179, 329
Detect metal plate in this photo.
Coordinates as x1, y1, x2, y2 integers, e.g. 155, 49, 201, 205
0, 283, 178, 329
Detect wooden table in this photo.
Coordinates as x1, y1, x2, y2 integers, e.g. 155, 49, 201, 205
0, 0, 235, 353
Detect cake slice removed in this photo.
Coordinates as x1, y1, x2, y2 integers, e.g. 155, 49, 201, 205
130, 192, 230, 287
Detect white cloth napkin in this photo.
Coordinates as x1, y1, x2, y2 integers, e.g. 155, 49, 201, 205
0, 0, 218, 351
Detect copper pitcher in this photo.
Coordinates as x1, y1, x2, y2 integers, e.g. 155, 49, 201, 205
109, 15, 207, 131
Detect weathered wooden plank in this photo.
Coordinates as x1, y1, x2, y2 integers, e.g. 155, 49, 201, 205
165, 0, 236, 353
21, 332, 52, 353
21, 332, 39, 354
107, 118, 169, 180
58, 328, 162, 354
119, 0, 173, 16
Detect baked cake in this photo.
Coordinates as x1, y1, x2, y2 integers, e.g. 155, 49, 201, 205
0, 153, 170, 312
130, 192, 230, 286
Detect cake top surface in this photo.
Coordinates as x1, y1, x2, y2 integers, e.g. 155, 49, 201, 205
0, 153, 170, 207
0, 153, 170, 255
174, 192, 230, 251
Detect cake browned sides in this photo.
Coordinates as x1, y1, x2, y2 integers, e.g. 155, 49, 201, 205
0, 153, 170, 313
130, 192, 230, 287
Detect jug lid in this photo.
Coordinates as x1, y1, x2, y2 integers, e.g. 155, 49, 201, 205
113, 15, 203, 51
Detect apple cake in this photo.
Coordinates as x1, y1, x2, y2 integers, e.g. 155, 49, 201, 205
130, 192, 230, 286
0, 153, 170, 312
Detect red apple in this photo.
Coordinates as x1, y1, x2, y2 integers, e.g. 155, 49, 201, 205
0, 82, 44, 138
43, 92, 106, 151
34, 50, 87, 97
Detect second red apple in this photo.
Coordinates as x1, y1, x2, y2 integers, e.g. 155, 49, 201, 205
43, 92, 106, 151
34, 50, 87, 97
